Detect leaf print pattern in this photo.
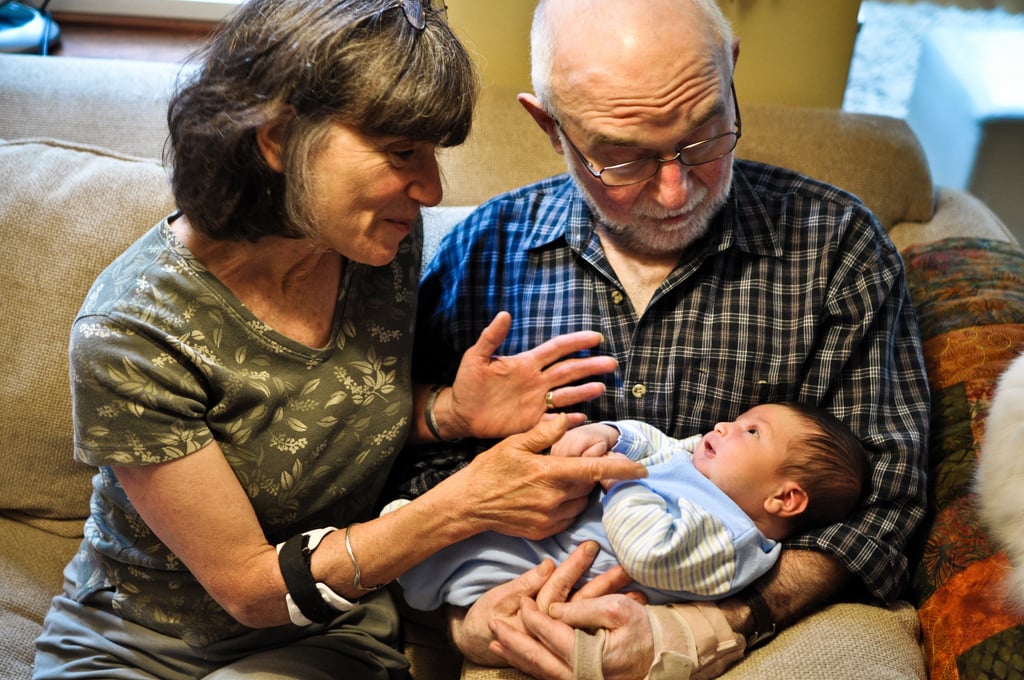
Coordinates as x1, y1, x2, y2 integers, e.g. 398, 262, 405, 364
335, 347, 398, 405
68, 220, 419, 645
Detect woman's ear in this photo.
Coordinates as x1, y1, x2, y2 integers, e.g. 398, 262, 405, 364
256, 115, 289, 173
517, 92, 564, 155
764, 482, 808, 518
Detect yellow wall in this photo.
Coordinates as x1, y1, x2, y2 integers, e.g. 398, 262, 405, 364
444, 0, 862, 109
444, 0, 536, 94
720, 0, 862, 108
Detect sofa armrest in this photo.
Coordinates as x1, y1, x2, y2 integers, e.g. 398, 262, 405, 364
890, 187, 1019, 252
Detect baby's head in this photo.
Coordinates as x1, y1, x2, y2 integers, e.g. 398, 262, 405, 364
693, 402, 868, 540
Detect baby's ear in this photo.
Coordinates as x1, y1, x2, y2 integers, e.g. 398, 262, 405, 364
765, 482, 808, 518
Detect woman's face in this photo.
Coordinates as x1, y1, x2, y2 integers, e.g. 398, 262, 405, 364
307, 122, 443, 266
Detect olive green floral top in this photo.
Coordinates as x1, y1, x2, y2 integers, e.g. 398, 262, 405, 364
67, 218, 418, 647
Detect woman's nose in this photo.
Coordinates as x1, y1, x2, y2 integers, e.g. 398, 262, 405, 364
409, 156, 444, 207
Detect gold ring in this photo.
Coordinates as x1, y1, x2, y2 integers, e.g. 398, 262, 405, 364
545, 390, 556, 411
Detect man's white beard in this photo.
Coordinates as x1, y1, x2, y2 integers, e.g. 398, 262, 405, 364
571, 163, 733, 258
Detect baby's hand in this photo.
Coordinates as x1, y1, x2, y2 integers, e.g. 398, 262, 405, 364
550, 423, 620, 458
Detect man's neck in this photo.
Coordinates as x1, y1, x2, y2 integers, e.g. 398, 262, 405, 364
595, 227, 682, 314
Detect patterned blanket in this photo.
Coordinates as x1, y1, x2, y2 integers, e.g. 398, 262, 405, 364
903, 237, 1024, 679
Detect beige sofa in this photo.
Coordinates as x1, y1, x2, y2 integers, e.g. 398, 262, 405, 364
3, 53, 1023, 680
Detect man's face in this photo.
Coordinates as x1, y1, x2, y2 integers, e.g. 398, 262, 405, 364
557, 78, 737, 257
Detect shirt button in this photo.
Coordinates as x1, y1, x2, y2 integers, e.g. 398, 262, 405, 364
611, 290, 625, 305
630, 383, 647, 399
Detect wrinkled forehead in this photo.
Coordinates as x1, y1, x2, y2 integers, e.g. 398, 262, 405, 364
547, 2, 731, 137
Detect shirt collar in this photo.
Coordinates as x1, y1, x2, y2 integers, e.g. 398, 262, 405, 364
727, 162, 784, 259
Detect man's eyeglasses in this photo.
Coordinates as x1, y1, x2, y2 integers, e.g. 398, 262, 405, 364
558, 82, 742, 187
396, 0, 447, 30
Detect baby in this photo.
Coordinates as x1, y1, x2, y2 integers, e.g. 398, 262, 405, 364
397, 402, 868, 611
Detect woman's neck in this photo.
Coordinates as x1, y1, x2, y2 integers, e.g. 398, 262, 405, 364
171, 216, 344, 348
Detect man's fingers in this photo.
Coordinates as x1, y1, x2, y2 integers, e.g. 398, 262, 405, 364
545, 381, 610, 410
529, 329, 605, 362
500, 557, 556, 603
543, 359, 618, 393
570, 564, 637, 602
540, 412, 588, 429
468, 311, 513, 359
490, 600, 574, 680
537, 541, 600, 611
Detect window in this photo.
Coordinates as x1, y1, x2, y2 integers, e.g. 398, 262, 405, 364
48, 0, 239, 22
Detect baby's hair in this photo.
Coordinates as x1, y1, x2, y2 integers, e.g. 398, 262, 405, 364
775, 402, 869, 535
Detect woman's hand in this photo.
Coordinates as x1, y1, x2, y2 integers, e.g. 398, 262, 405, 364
442, 312, 618, 440
440, 416, 646, 540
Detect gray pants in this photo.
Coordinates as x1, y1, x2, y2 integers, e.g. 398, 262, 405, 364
33, 572, 409, 680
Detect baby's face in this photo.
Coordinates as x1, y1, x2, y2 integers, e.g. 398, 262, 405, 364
692, 404, 802, 517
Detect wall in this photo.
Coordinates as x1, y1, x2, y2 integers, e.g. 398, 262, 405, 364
445, 0, 535, 96
445, 0, 863, 109
720, 0, 862, 108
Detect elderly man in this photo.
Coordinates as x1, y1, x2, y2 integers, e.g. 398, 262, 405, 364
405, 0, 930, 677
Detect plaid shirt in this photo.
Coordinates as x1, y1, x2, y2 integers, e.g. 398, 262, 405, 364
403, 160, 930, 602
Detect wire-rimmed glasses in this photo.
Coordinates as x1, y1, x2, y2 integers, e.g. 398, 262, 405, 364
558, 82, 742, 187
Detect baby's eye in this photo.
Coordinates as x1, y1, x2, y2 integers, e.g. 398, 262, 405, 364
746, 427, 759, 437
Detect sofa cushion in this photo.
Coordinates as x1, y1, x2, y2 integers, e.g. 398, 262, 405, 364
903, 237, 1024, 679
0, 139, 174, 533
0, 54, 181, 160
0, 517, 81, 679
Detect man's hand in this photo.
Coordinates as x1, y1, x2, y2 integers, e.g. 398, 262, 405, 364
446, 312, 618, 439
451, 542, 656, 680
449, 557, 561, 666
492, 594, 655, 680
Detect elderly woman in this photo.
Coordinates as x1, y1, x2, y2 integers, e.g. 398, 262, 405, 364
31, 1, 644, 678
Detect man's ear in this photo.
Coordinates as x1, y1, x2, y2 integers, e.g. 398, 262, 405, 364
256, 114, 289, 173
764, 482, 808, 518
517, 92, 564, 155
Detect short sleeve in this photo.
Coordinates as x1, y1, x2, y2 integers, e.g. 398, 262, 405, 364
70, 314, 214, 467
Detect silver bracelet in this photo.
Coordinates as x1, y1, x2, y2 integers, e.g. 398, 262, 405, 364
425, 384, 461, 443
345, 523, 382, 592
